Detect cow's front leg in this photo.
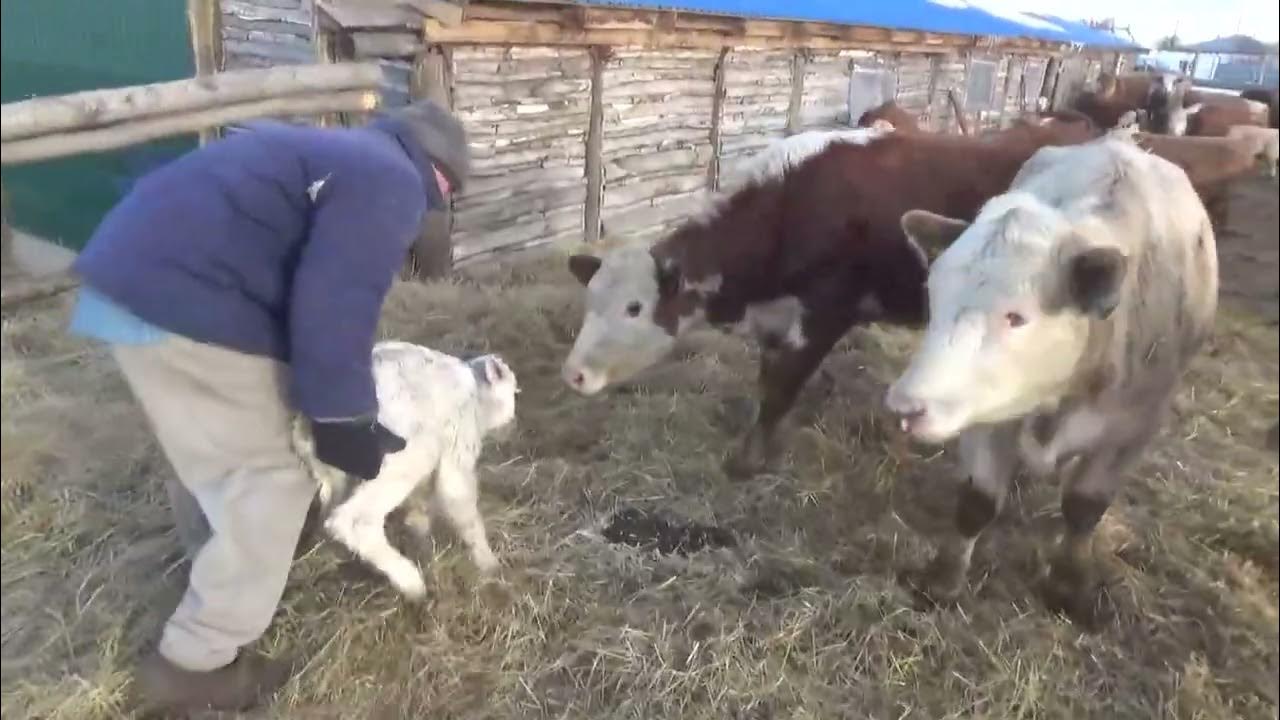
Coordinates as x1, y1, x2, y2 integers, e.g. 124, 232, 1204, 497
1040, 446, 1127, 627
723, 331, 841, 478
906, 422, 1019, 605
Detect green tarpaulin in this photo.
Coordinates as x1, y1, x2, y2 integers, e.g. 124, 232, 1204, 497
2, 0, 196, 250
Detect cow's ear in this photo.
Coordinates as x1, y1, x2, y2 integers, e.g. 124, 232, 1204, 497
900, 209, 969, 263
1064, 245, 1127, 319
568, 254, 602, 286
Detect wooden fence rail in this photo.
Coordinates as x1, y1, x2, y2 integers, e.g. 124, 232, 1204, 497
1, 63, 387, 166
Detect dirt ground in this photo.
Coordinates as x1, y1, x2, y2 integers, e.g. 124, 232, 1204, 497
1, 174, 1276, 720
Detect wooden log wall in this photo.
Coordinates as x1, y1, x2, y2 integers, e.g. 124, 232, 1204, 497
598, 49, 720, 244
448, 46, 592, 262
894, 53, 934, 121
717, 48, 793, 185
213, 2, 1121, 262
799, 50, 858, 128
999, 55, 1024, 126
968, 53, 1008, 133
221, 0, 315, 68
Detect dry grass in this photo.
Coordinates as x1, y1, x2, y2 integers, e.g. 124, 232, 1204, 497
3, 181, 1277, 719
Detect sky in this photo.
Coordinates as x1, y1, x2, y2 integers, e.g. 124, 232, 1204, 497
972, 0, 1279, 47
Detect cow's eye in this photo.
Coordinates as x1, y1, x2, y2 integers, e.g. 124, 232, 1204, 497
626, 301, 643, 317
1005, 311, 1028, 328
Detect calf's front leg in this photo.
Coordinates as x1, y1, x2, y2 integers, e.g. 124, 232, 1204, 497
907, 422, 1020, 605
435, 458, 500, 576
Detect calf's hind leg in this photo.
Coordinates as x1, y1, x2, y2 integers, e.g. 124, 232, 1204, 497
907, 423, 1019, 605
325, 462, 429, 599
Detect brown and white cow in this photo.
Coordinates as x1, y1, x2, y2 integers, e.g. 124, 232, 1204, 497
1074, 71, 1176, 132
562, 125, 1095, 478
1178, 97, 1270, 137
1134, 131, 1266, 226
1239, 87, 1279, 128
885, 136, 1218, 623
1225, 125, 1280, 177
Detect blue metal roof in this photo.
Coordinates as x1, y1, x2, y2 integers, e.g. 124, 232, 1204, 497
569, 0, 1143, 50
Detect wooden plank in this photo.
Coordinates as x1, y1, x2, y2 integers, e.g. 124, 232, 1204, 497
407, 46, 455, 280
706, 47, 728, 191
399, 0, 464, 26
351, 31, 422, 58
186, 0, 224, 144
786, 50, 806, 135
316, 0, 417, 29
583, 46, 607, 245
422, 17, 1062, 53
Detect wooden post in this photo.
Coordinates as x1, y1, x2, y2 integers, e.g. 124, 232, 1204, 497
786, 50, 807, 135
186, 0, 224, 144
407, 45, 455, 280
997, 56, 1016, 128
583, 45, 608, 244
312, 6, 348, 130
925, 54, 942, 131
706, 47, 729, 192
1043, 56, 1062, 111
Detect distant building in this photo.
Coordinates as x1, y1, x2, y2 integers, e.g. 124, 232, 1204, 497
1177, 35, 1279, 90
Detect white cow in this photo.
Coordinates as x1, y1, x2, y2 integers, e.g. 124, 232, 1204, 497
293, 341, 518, 598
885, 136, 1218, 622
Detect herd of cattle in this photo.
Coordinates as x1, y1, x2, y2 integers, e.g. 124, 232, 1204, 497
550, 69, 1277, 623
323, 70, 1273, 625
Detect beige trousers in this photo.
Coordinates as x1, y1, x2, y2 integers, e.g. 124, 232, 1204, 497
113, 336, 316, 672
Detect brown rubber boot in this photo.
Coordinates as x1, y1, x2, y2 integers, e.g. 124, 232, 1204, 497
135, 649, 292, 713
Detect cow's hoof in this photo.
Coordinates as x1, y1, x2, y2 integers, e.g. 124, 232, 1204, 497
900, 554, 967, 609
1039, 563, 1105, 629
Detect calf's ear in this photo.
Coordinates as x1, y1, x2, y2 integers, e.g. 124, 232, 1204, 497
1064, 245, 1127, 319
900, 209, 970, 263
568, 254, 603, 286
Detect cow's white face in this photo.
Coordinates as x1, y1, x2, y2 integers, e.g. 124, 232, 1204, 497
886, 199, 1127, 444
561, 246, 682, 394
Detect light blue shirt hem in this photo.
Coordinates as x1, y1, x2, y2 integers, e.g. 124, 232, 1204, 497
69, 287, 171, 346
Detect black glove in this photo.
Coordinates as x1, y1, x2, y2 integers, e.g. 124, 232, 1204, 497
310, 418, 407, 480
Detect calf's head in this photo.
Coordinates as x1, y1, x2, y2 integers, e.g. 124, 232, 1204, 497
885, 199, 1127, 443
469, 354, 519, 433
561, 245, 687, 394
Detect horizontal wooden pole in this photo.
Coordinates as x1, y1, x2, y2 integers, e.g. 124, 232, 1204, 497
2, 90, 381, 166
1, 63, 386, 142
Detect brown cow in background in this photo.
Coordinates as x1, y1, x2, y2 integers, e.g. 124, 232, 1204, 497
855, 101, 922, 133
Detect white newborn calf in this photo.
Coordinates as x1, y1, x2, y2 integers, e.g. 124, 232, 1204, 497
293, 341, 518, 597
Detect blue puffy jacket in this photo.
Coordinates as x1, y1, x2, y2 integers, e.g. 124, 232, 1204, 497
73, 116, 443, 421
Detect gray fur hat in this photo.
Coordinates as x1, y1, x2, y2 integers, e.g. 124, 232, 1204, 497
386, 99, 471, 193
